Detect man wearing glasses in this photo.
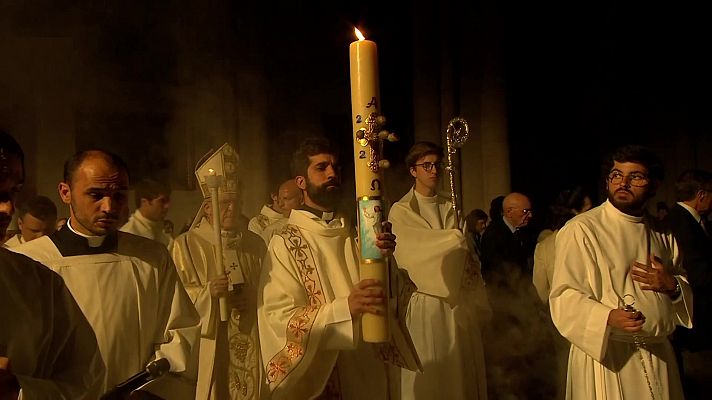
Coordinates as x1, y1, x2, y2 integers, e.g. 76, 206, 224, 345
481, 192, 534, 281
481, 190, 556, 398
389, 141, 488, 400
550, 145, 691, 399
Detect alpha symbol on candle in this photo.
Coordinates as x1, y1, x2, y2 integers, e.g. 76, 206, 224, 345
366, 97, 378, 109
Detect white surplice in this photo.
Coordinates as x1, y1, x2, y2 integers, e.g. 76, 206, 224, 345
2, 233, 24, 248
389, 188, 488, 400
248, 205, 285, 245
0, 248, 104, 399
533, 229, 558, 304
120, 209, 174, 250
12, 227, 201, 399
172, 218, 266, 400
550, 200, 692, 400
258, 209, 420, 400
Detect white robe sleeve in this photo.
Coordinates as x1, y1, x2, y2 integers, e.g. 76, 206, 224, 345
142, 254, 202, 398
532, 234, 554, 304
171, 236, 217, 339
389, 203, 466, 305
549, 222, 613, 363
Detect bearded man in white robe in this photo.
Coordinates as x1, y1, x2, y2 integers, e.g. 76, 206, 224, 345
172, 143, 267, 400
258, 137, 420, 400
389, 141, 488, 400
0, 131, 104, 399
550, 145, 692, 400
12, 149, 201, 399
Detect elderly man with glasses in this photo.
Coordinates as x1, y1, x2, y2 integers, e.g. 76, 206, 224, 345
480, 190, 554, 398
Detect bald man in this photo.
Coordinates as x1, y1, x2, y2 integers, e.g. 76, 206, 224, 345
480, 192, 555, 398
481, 192, 534, 282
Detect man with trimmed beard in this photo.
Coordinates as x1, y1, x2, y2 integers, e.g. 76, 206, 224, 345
550, 145, 692, 399
258, 137, 420, 400
12, 149, 201, 399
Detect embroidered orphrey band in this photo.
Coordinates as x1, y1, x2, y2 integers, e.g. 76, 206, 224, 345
266, 225, 326, 389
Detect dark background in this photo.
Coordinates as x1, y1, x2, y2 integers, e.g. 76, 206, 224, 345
2, 0, 710, 222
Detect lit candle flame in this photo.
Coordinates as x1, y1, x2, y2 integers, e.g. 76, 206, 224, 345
354, 27, 365, 41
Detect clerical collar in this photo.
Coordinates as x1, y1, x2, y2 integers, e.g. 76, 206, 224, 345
298, 204, 335, 222
51, 220, 118, 256
66, 218, 107, 247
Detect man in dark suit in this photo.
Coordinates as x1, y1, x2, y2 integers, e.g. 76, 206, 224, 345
666, 169, 712, 398
481, 192, 534, 284
480, 192, 555, 399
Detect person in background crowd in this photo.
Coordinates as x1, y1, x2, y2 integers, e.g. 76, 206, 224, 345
665, 169, 712, 399
3, 195, 57, 248
120, 178, 174, 249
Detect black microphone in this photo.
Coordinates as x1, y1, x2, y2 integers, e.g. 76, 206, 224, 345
100, 358, 171, 400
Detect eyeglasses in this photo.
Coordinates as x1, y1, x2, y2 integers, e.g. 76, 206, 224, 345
608, 171, 649, 187
414, 162, 443, 172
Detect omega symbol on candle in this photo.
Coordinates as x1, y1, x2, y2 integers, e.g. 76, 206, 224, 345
370, 179, 381, 191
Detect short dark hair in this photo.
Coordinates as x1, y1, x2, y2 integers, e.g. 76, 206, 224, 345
18, 195, 57, 221
0, 130, 24, 180
134, 178, 171, 208
675, 169, 712, 202
465, 209, 488, 223
405, 141, 444, 169
63, 149, 130, 185
489, 195, 505, 218
602, 145, 665, 183
291, 137, 338, 177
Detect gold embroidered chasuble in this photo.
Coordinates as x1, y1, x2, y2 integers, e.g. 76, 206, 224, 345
258, 209, 419, 400
172, 218, 267, 400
